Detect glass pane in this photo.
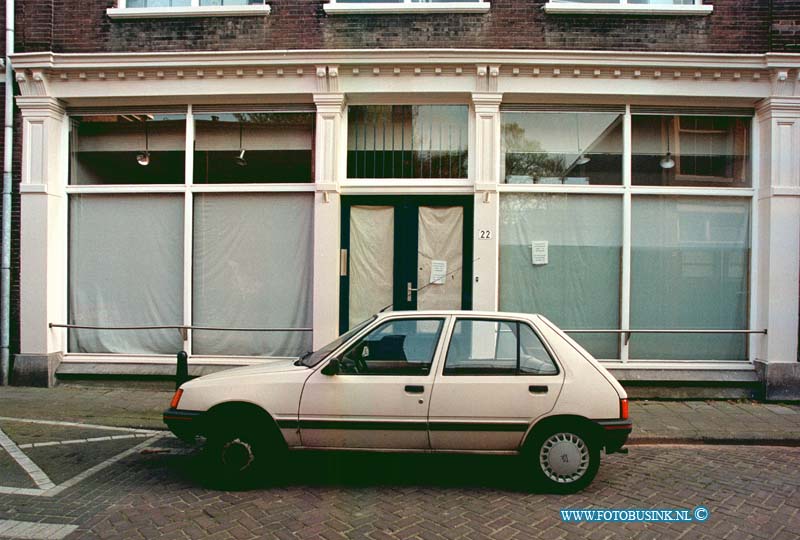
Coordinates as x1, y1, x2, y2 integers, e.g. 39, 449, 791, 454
126, 0, 191, 6
445, 319, 518, 375
630, 196, 750, 360
499, 194, 622, 359
68, 195, 184, 354
193, 112, 313, 183
417, 206, 463, 310
341, 319, 444, 375
347, 105, 468, 179
628, 0, 696, 4
502, 112, 623, 185
192, 193, 313, 356
70, 114, 185, 185
349, 206, 395, 329
632, 115, 751, 187
519, 324, 558, 375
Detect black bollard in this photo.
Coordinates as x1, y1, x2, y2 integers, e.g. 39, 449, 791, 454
176, 350, 188, 389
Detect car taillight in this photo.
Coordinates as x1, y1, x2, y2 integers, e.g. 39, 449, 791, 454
170, 388, 184, 409
620, 398, 629, 420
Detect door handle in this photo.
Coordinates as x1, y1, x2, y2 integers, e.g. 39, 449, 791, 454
405, 385, 425, 394
529, 385, 548, 394
406, 282, 419, 302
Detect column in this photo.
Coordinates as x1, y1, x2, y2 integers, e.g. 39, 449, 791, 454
15, 96, 68, 387
312, 93, 346, 348
471, 93, 502, 311
754, 95, 800, 399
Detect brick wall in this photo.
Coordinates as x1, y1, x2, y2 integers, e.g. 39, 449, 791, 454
12, 0, 794, 55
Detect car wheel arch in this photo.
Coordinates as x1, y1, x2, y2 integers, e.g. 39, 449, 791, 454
202, 401, 287, 449
520, 414, 601, 453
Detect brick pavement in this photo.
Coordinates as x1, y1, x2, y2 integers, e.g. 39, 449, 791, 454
0, 441, 798, 539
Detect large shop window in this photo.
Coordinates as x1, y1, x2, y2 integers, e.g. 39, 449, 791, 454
192, 194, 313, 357
499, 194, 623, 359
631, 197, 750, 360
347, 105, 468, 179
632, 114, 750, 188
70, 114, 186, 185
69, 195, 185, 354
193, 112, 314, 183
501, 111, 623, 185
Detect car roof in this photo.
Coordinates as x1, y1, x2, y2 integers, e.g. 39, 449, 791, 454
375, 310, 541, 320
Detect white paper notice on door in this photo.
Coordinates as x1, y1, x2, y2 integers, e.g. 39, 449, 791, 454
430, 260, 447, 284
531, 241, 549, 265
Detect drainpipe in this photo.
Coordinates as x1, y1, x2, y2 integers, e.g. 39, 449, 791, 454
1, 0, 14, 385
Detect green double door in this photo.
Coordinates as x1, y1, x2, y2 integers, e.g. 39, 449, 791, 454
340, 196, 473, 333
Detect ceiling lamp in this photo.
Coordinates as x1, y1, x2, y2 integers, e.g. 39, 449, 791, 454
660, 123, 675, 169
575, 113, 590, 166
234, 123, 247, 167
136, 120, 150, 167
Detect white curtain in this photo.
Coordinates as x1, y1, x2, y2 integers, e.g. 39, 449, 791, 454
192, 193, 313, 357
417, 206, 463, 310
68, 195, 184, 354
349, 206, 394, 329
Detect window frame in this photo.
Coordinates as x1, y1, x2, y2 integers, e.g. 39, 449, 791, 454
543, 0, 712, 16
325, 0, 490, 15
443, 317, 560, 377
107, 0, 271, 19
335, 317, 446, 377
65, 104, 316, 360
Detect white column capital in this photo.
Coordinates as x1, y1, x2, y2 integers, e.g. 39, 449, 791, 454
15, 96, 66, 120
471, 92, 503, 113
756, 95, 800, 119
313, 92, 346, 113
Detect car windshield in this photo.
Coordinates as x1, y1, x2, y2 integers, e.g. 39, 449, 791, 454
298, 316, 377, 367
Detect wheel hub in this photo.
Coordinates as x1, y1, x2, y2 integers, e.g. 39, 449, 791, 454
539, 432, 589, 483
221, 438, 254, 472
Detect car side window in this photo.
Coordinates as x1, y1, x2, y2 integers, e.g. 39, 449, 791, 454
339, 318, 444, 376
445, 319, 557, 376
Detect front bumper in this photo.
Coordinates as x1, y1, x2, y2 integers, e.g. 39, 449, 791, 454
163, 408, 203, 441
595, 419, 632, 454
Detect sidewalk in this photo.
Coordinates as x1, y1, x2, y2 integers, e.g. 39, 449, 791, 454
1, 384, 799, 444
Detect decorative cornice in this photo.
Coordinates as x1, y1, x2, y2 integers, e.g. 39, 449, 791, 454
9, 49, 799, 100
15, 96, 66, 117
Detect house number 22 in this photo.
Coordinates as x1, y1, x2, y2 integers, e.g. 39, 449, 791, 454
479, 230, 492, 240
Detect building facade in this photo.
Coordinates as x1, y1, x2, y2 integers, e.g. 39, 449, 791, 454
3, 0, 800, 398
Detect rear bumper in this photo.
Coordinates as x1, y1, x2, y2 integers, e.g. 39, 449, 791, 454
595, 419, 632, 454
163, 408, 203, 441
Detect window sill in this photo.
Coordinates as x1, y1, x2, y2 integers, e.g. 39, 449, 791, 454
107, 5, 271, 20
324, 3, 490, 15
543, 3, 712, 16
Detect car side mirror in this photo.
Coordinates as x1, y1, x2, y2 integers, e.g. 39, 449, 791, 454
321, 358, 340, 376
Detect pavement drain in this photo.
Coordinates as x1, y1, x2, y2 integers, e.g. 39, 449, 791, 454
0, 417, 162, 498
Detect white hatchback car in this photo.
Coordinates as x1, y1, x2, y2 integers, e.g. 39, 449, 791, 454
165, 311, 631, 492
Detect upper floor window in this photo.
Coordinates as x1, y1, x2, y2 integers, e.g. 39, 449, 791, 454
325, 0, 490, 15
544, 0, 712, 15
108, 0, 270, 19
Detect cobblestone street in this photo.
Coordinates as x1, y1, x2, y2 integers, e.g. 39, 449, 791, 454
1, 430, 799, 540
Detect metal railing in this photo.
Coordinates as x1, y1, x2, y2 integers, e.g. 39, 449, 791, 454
49, 323, 313, 341
561, 328, 767, 345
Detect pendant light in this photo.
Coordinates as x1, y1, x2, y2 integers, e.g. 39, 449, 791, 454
233, 123, 247, 167
659, 122, 675, 169
575, 113, 590, 166
136, 120, 150, 166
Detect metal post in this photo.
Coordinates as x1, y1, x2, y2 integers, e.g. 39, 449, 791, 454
1, 0, 15, 385
176, 351, 188, 389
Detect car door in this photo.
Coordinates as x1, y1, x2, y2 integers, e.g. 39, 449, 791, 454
427, 317, 565, 451
299, 316, 448, 449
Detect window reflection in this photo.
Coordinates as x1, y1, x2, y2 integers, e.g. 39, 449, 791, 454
501, 112, 623, 185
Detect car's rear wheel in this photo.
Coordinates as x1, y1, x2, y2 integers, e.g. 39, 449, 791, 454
527, 425, 599, 493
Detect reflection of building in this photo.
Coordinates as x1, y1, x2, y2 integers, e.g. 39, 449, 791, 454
2, 0, 799, 398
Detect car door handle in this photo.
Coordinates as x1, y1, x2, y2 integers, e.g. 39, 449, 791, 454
529, 385, 548, 394
405, 385, 425, 394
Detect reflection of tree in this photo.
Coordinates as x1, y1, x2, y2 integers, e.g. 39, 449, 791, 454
231, 112, 315, 126
503, 123, 566, 180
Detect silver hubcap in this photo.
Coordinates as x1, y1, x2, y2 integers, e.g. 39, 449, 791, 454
221, 438, 254, 472
539, 432, 589, 484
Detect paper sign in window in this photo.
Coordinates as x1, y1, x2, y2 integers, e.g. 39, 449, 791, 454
430, 260, 447, 284
532, 241, 549, 265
